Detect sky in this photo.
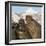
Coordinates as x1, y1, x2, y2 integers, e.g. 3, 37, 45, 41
12, 6, 42, 14
11, 6, 42, 24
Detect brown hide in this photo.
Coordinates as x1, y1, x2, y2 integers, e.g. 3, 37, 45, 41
12, 15, 41, 39
26, 15, 41, 39
15, 19, 32, 39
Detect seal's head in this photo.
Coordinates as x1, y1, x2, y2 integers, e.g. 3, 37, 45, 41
26, 15, 32, 24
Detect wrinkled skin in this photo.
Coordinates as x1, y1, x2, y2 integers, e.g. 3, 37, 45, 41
12, 15, 41, 39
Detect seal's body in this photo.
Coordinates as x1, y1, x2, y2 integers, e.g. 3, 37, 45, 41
15, 19, 32, 39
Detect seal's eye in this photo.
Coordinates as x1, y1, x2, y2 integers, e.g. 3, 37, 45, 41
12, 26, 15, 29
12, 23, 18, 30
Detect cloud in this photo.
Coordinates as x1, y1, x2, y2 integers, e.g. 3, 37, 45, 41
26, 7, 39, 14
12, 13, 20, 23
